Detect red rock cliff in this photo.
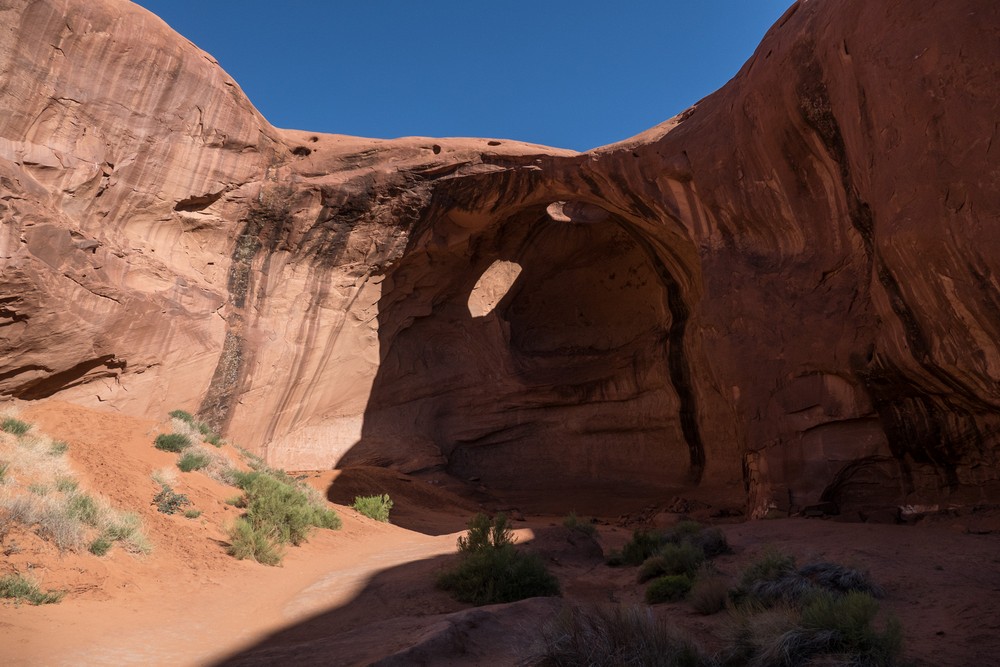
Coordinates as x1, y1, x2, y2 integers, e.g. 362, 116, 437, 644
2, 0, 998, 516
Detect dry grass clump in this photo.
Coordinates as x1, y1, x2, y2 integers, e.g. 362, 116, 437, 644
0, 412, 150, 556
689, 567, 730, 615
720, 551, 903, 666
542, 605, 712, 666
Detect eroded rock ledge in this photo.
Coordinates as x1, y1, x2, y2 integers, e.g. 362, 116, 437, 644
2, 0, 998, 517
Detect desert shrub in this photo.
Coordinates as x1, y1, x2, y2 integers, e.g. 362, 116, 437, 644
458, 511, 515, 553
169, 409, 196, 424
152, 485, 191, 514
736, 552, 884, 608
101, 512, 151, 554
690, 569, 730, 615
154, 433, 191, 453
1, 491, 83, 551
0, 574, 62, 605
89, 536, 112, 556
1, 418, 31, 435
646, 574, 693, 604
563, 512, 597, 537
234, 470, 341, 545
28, 483, 48, 495
225, 470, 340, 565
67, 492, 101, 526
151, 467, 177, 488
542, 604, 711, 666
177, 450, 211, 472
799, 562, 884, 598
352, 493, 393, 522
227, 517, 283, 566
662, 521, 731, 557
184, 509, 202, 519
725, 592, 902, 667
55, 476, 78, 493
733, 550, 800, 606
438, 512, 559, 605
168, 410, 223, 446
615, 529, 662, 566
641, 542, 706, 583
40, 507, 84, 551
799, 591, 902, 663
663, 520, 704, 542
689, 527, 730, 557
49, 441, 69, 455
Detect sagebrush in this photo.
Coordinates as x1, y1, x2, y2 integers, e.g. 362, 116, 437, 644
438, 513, 559, 605
352, 494, 392, 522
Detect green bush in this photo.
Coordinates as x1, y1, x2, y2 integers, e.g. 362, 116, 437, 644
169, 409, 196, 424
234, 471, 341, 546
67, 493, 101, 526
563, 511, 597, 537
352, 494, 393, 522
542, 605, 711, 667
639, 542, 705, 583
89, 536, 112, 556
0, 574, 62, 605
154, 433, 192, 453
616, 529, 662, 566
1, 417, 31, 435
177, 451, 211, 472
646, 574, 693, 604
184, 509, 202, 519
224, 470, 340, 565
152, 485, 191, 514
438, 513, 559, 605
49, 441, 69, 455
227, 517, 283, 565
168, 410, 223, 446
458, 511, 515, 553
800, 591, 902, 663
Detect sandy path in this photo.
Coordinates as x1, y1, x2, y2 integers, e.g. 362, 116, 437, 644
3, 522, 460, 666
0, 401, 466, 667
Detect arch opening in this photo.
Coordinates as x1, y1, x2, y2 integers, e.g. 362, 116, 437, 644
348, 204, 701, 513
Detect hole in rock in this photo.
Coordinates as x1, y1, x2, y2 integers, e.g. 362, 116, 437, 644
351, 205, 698, 515
467, 260, 522, 317
291, 146, 312, 156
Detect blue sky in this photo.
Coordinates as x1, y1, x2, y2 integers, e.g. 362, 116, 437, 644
132, 1, 791, 151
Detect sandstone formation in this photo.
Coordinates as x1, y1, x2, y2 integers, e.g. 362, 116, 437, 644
1, 0, 998, 517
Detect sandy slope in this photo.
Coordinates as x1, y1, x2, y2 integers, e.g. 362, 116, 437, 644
2, 400, 999, 666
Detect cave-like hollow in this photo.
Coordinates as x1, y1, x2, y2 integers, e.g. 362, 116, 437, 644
353, 203, 703, 513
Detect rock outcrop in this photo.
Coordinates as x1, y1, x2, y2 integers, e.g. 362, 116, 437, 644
2, 0, 998, 517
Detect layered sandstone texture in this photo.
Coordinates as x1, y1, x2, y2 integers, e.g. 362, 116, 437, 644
1, 0, 998, 516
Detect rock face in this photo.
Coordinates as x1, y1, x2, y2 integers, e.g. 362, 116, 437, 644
2, 0, 999, 516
